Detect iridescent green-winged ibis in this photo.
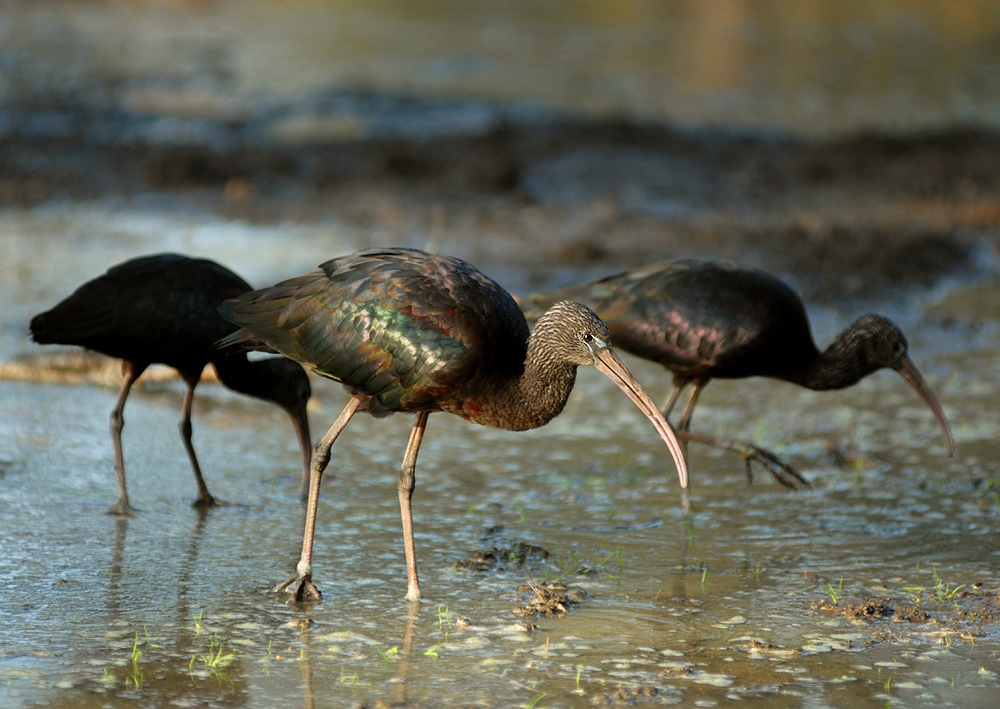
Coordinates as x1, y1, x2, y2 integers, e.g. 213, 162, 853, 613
217, 247, 688, 602
524, 258, 954, 487
29, 253, 313, 515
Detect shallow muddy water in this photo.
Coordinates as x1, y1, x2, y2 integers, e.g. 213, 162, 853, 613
1, 217, 998, 707
2, 2, 1000, 707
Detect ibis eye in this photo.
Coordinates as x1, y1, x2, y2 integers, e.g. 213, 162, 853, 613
582, 333, 594, 343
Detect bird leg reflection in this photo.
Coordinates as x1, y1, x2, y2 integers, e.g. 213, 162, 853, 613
299, 620, 316, 709
275, 395, 363, 601
395, 610, 418, 705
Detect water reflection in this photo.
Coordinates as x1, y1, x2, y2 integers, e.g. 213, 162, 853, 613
395, 609, 418, 705
297, 618, 315, 709
2, 349, 998, 706
106, 517, 128, 621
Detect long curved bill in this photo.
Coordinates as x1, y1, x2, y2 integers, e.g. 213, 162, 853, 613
895, 355, 954, 456
593, 347, 690, 489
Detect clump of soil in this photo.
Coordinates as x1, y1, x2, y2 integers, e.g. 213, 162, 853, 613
894, 605, 930, 623
511, 580, 587, 618
813, 597, 926, 622
747, 639, 803, 655
823, 443, 887, 471
453, 542, 549, 572
951, 585, 1000, 624
590, 684, 664, 706
812, 583, 1000, 648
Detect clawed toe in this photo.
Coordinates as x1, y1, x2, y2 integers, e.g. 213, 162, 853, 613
679, 430, 810, 490
296, 579, 322, 601
743, 444, 810, 489
106, 502, 138, 516
274, 572, 322, 602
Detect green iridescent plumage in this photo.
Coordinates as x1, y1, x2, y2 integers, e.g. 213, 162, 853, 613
218, 247, 689, 603
219, 248, 529, 418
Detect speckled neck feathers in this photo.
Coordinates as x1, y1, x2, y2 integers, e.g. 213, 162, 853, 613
455, 301, 607, 431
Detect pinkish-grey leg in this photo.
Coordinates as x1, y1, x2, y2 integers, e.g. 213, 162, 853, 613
107, 360, 148, 516
275, 395, 363, 601
398, 412, 429, 603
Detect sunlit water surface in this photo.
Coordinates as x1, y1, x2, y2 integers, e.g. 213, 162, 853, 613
1, 2, 1000, 706
0, 211, 998, 707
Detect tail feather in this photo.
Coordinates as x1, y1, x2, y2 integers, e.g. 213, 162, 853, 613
215, 327, 279, 354
216, 296, 291, 354
29, 302, 116, 345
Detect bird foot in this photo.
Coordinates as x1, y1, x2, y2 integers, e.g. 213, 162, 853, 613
274, 571, 322, 602
106, 501, 138, 516
739, 443, 811, 490
677, 430, 810, 490
191, 495, 244, 509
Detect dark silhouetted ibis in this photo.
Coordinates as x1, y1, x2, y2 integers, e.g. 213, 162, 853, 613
524, 258, 954, 486
218, 247, 688, 602
30, 253, 313, 515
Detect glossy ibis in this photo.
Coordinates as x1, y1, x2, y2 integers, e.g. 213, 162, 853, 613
524, 258, 954, 486
218, 247, 688, 602
30, 253, 313, 515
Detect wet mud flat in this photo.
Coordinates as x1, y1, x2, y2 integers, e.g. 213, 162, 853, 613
1, 83, 999, 707
3, 89, 1000, 299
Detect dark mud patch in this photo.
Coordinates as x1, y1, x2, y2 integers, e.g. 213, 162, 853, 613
815, 597, 927, 622
812, 582, 1000, 646
590, 683, 667, 706
746, 639, 804, 656
452, 541, 550, 573
2, 93, 998, 301
510, 581, 587, 618
822, 443, 888, 472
